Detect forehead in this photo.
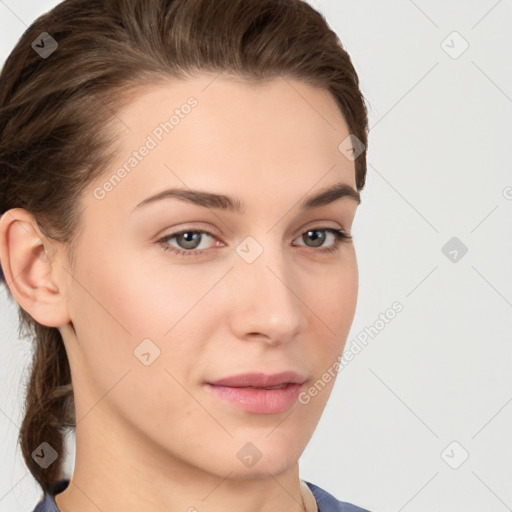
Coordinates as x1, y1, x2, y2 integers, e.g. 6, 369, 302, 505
115, 73, 352, 158
87, 74, 356, 217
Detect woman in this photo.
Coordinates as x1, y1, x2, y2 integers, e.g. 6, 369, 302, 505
0, 0, 372, 510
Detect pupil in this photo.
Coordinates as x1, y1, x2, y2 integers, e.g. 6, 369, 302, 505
179, 232, 200, 249
306, 230, 325, 247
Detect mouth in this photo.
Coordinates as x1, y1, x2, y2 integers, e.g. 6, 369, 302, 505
204, 371, 307, 414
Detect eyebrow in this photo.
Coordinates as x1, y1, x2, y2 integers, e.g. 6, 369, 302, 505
132, 182, 360, 214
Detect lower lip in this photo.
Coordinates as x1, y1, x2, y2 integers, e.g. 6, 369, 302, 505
204, 382, 304, 414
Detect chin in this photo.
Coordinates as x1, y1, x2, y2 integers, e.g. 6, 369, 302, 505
222, 435, 304, 480
225, 455, 299, 480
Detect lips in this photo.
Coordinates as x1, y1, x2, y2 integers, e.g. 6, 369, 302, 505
204, 371, 307, 414
208, 371, 307, 388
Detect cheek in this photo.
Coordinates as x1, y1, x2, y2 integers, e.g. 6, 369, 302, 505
66, 263, 201, 426
311, 254, 358, 328
66, 248, 220, 398
304, 256, 358, 370
72, 241, 211, 339
64, 245, 162, 381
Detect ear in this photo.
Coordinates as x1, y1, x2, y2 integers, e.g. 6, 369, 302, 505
0, 208, 71, 327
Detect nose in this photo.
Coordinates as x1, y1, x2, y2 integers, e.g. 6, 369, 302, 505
228, 239, 306, 346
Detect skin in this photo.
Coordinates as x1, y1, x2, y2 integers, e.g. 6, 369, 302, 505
0, 73, 360, 512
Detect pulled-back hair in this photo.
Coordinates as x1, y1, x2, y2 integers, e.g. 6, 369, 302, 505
0, 0, 369, 495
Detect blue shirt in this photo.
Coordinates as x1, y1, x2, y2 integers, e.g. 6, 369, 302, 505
31, 479, 373, 511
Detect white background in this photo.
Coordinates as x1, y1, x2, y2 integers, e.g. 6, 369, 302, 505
1, 1, 511, 511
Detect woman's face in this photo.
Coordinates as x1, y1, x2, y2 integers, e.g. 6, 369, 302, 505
59, 73, 360, 482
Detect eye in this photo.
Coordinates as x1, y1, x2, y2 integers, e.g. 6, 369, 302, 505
293, 228, 352, 253
157, 227, 352, 258
158, 230, 218, 256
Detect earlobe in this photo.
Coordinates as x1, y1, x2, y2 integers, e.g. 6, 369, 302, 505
0, 208, 71, 328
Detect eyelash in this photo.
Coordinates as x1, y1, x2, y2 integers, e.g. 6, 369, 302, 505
157, 227, 352, 258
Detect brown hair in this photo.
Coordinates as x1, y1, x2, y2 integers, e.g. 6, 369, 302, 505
0, 0, 369, 495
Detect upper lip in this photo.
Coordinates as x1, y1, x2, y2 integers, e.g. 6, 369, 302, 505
208, 371, 307, 388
